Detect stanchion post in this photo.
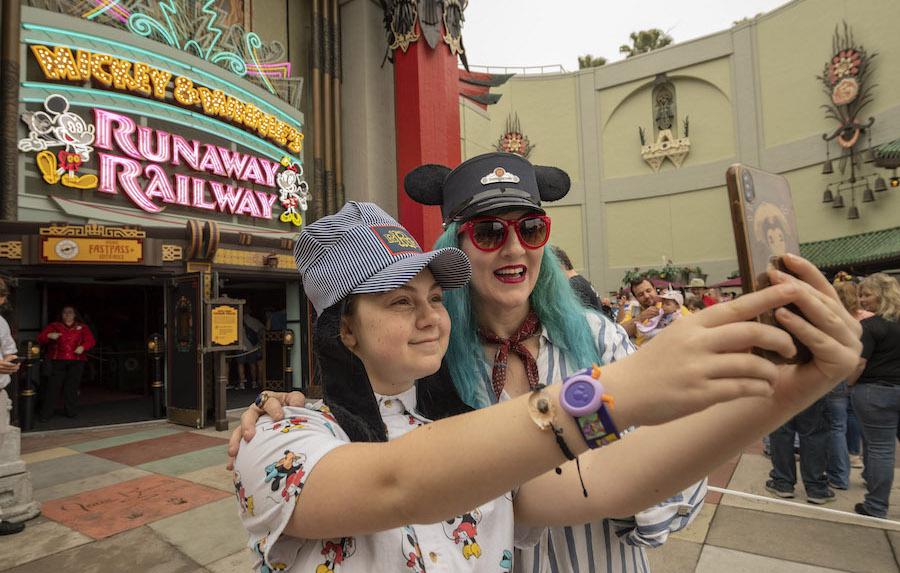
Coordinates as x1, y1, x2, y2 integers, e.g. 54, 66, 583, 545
283, 329, 294, 392
214, 351, 227, 431
19, 387, 34, 431
147, 333, 165, 418
19, 340, 40, 430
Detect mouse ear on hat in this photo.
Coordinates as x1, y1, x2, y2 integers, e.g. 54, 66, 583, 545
403, 164, 452, 206
533, 166, 570, 202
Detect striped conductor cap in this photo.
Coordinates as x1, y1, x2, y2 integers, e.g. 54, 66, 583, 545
293, 201, 472, 315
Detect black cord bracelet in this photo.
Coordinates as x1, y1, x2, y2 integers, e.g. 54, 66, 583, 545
529, 384, 589, 497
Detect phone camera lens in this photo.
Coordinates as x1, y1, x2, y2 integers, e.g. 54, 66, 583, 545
742, 172, 755, 202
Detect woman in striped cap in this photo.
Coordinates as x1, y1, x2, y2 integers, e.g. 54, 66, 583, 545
231, 195, 859, 573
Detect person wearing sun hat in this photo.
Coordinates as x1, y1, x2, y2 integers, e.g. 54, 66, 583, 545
689, 277, 717, 307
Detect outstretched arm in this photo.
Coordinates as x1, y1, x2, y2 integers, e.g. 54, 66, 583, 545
268, 256, 857, 539
514, 255, 861, 525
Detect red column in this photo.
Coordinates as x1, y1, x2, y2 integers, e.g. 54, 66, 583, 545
393, 41, 460, 249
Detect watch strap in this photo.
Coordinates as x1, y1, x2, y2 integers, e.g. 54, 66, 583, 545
563, 364, 620, 448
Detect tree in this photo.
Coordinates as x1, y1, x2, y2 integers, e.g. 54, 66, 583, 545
578, 54, 607, 69
619, 29, 674, 58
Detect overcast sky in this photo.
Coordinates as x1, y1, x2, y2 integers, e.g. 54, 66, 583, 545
462, 0, 791, 72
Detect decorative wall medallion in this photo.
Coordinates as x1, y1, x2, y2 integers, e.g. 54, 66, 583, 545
0, 242, 23, 260
819, 22, 877, 150
162, 245, 183, 262
494, 114, 534, 160
640, 129, 691, 172
638, 80, 691, 172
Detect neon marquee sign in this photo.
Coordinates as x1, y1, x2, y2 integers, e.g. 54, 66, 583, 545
19, 95, 299, 223
29, 45, 303, 155
94, 108, 279, 218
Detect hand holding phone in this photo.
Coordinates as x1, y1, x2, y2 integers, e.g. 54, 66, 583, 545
0, 357, 21, 374
10, 356, 27, 364
726, 164, 812, 364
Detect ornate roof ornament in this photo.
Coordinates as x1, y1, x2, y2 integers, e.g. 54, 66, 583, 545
381, 0, 468, 69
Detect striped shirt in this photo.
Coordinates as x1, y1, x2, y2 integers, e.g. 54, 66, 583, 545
481, 311, 708, 573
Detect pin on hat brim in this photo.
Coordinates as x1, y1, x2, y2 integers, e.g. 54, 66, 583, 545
350, 247, 471, 296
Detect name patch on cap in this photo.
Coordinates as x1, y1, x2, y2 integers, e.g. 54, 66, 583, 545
371, 226, 422, 255
480, 167, 520, 185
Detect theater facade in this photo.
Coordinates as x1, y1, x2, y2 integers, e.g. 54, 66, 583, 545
0, 1, 333, 428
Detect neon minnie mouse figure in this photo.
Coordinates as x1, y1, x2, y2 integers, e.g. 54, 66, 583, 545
276, 157, 311, 226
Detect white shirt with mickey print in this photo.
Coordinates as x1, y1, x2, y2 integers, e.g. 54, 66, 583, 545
233, 385, 540, 572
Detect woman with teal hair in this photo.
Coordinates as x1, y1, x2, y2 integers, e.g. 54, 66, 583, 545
410, 152, 702, 572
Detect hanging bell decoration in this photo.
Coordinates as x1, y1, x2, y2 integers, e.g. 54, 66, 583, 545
862, 185, 875, 203
847, 205, 860, 219
821, 158, 834, 175
822, 187, 834, 202
874, 176, 887, 192
832, 193, 845, 208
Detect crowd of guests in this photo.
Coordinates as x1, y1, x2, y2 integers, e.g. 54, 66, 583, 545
607, 268, 900, 518
611, 276, 737, 347
760, 271, 900, 516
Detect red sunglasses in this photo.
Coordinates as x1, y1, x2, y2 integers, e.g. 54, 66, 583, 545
457, 215, 551, 252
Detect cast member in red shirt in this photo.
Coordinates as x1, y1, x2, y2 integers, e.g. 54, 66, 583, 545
37, 306, 95, 421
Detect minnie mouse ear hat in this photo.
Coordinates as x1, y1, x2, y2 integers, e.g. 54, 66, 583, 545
294, 201, 471, 315
403, 152, 570, 225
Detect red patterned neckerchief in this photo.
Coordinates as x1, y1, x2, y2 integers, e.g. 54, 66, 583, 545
477, 308, 541, 400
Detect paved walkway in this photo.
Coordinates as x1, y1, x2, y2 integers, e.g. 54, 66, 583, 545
2, 417, 899, 572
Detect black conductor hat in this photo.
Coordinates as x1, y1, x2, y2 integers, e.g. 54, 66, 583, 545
403, 152, 570, 225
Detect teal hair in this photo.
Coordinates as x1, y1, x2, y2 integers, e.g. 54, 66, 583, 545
434, 223, 605, 408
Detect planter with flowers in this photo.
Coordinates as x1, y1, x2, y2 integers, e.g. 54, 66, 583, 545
622, 261, 705, 287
